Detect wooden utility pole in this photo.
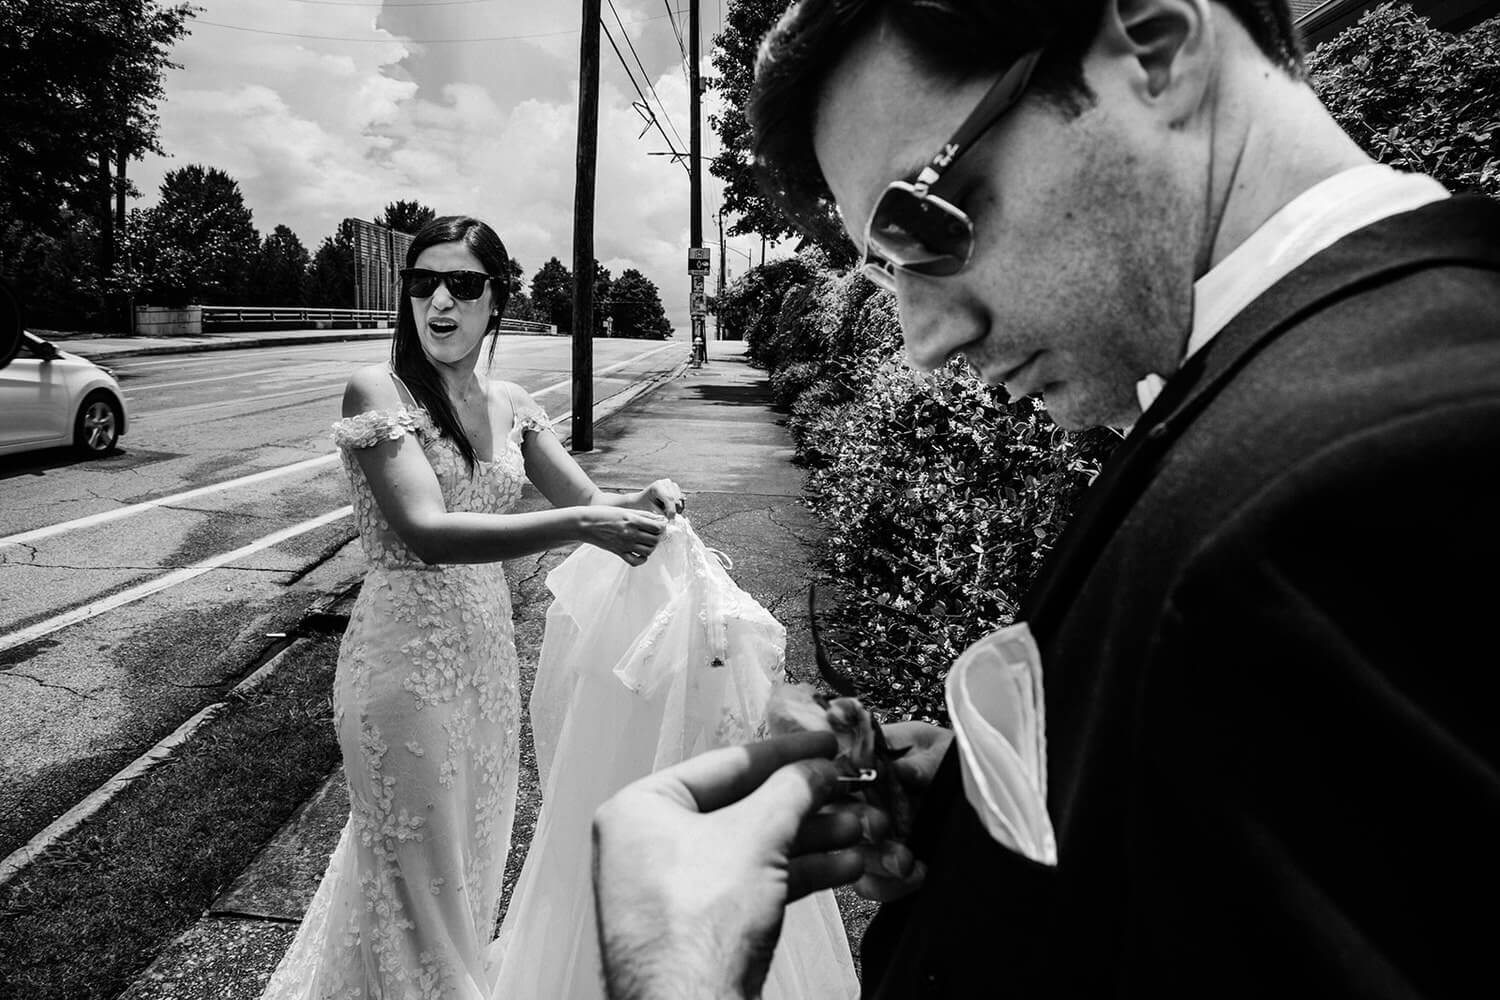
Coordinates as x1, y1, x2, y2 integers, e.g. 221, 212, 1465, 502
572, 0, 602, 451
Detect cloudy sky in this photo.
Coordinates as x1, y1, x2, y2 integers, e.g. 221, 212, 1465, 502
134, 0, 782, 330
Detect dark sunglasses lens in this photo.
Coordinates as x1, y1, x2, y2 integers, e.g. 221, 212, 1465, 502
404, 272, 440, 297
446, 272, 489, 300
869, 190, 970, 276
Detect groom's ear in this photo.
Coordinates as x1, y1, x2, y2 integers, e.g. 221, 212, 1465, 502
1092, 0, 1213, 121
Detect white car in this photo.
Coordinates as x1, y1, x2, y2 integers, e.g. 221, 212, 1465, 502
0, 331, 128, 458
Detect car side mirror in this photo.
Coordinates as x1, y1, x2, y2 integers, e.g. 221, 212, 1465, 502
0, 282, 19, 372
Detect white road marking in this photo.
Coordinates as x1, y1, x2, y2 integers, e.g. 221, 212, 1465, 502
530, 343, 681, 397
0, 454, 340, 548
138, 381, 348, 420
0, 506, 353, 654
124, 367, 294, 393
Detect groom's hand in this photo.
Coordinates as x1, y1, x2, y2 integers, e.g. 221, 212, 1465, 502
853, 721, 953, 903
592, 731, 866, 1000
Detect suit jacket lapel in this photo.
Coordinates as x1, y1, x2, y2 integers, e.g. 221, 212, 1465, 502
1020, 195, 1500, 640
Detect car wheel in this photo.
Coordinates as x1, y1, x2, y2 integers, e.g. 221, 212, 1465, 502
74, 391, 122, 456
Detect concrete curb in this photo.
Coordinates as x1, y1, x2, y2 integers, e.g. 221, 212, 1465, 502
0, 579, 361, 893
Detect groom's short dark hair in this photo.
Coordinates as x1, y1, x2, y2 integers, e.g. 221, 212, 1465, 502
750, 0, 1304, 232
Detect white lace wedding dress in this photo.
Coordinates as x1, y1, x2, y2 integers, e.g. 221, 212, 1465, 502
262, 382, 552, 1000
485, 519, 859, 999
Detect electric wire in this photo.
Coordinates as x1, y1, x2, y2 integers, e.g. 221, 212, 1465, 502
606, 0, 688, 156
600, 17, 689, 174
195, 10, 673, 44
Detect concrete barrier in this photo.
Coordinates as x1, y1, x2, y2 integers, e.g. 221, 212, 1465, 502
135, 306, 203, 337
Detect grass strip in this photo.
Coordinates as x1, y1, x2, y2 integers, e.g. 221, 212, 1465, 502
0, 634, 342, 1000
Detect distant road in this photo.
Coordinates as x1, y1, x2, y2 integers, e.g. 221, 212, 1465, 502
0, 335, 686, 860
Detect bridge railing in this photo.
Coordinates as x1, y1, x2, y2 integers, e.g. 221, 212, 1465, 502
135, 305, 557, 336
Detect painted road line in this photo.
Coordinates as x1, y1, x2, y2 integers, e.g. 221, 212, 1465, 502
529, 343, 683, 398
0, 454, 341, 549
139, 380, 348, 420
123, 367, 294, 393
0, 506, 353, 655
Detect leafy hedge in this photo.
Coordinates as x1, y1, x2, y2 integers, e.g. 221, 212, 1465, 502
720, 258, 1115, 722
1309, 4, 1500, 198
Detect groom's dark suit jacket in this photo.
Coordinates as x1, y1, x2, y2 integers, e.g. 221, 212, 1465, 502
862, 196, 1500, 999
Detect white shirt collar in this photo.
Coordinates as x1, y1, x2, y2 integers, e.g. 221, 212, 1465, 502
1133, 164, 1449, 416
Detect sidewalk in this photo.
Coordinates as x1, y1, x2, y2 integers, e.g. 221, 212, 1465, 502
117, 341, 860, 999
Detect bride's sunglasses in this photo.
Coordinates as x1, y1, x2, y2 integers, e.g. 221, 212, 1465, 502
399, 268, 495, 301
862, 49, 1043, 292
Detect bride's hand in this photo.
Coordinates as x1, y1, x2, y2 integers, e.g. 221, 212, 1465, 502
580, 507, 668, 565
623, 478, 686, 520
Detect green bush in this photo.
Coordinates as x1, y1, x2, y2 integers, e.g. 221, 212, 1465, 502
805, 357, 1116, 721
716, 252, 823, 364
741, 253, 1116, 720
1309, 4, 1500, 197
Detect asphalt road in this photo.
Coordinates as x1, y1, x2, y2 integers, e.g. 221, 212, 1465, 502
0, 334, 687, 861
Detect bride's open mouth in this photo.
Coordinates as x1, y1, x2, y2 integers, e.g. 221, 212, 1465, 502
427, 317, 459, 337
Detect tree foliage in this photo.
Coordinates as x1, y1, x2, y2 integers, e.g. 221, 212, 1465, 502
1308, 5, 1500, 198
121, 165, 259, 306
530, 257, 574, 333
610, 268, 674, 339
305, 223, 356, 309
250, 225, 311, 306
0, 0, 194, 236
378, 200, 437, 235
709, 0, 854, 261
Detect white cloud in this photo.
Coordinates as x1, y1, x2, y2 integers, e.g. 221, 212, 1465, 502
133, 0, 793, 330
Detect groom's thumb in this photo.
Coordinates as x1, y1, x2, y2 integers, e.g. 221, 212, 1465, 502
736, 757, 841, 843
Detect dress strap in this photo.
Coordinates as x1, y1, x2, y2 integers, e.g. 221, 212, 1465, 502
388, 369, 419, 408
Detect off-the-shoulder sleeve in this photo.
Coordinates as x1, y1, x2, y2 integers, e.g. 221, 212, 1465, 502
509, 386, 554, 440
330, 407, 437, 450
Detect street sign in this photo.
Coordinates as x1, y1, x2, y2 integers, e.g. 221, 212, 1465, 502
690, 274, 705, 293
687, 247, 711, 275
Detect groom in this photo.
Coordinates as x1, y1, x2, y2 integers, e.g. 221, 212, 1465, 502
593, 0, 1500, 997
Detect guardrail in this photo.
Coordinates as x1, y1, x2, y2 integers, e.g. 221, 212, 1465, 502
202, 306, 393, 328
134, 305, 558, 337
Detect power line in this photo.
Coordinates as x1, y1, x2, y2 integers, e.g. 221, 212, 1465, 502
606, 0, 687, 156
664, 0, 691, 85
195, 11, 674, 44
599, 17, 689, 173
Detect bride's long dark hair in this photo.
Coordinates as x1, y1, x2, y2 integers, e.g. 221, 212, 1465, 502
392, 215, 513, 472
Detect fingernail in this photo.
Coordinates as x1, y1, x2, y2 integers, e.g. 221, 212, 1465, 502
879, 844, 909, 878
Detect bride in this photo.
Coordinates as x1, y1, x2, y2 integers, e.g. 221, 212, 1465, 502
262, 215, 683, 1000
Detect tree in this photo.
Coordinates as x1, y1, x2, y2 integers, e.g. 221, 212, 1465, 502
503, 256, 525, 297
610, 268, 674, 339
531, 257, 574, 333
708, 0, 854, 262
305, 222, 356, 309
120, 165, 259, 306
250, 225, 311, 306
0, 0, 195, 323
592, 262, 614, 337
378, 200, 436, 235
1308, 5, 1500, 199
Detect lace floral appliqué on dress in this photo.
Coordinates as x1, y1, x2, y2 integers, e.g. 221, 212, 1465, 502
262, 386, 552, 1000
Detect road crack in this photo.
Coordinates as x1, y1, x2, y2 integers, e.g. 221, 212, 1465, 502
3, 671, 94, 699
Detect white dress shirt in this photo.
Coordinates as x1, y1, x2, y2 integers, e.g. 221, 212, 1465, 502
1135, 163, 1449, 413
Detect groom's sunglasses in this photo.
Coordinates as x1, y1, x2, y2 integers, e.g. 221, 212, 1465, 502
861, 49, 1043, 292
399, 268, 495, 301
